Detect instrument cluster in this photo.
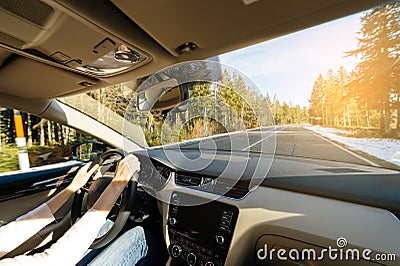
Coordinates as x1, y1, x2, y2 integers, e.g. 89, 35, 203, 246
137, 156, 172, 190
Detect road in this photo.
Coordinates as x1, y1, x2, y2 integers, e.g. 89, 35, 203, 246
178, 125, 381, 167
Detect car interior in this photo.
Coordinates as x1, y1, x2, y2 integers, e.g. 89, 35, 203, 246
0, 0, 399, 265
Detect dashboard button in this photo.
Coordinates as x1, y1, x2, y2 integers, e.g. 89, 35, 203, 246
220, 219, 230, 227
171, 244, 182, 258
219, 225, 229, 232
222, 210, 233, 217
169, 217, 177, 225
215, 235, 225, 245
221, 214, 231, 221
187, 252, 197, 266
171, 206, 179, 214
200, 247, 208, 254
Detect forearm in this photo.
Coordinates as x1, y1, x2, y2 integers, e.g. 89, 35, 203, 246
0, 203, 54, 258
0, 209, 107, 266
0, 164, 94, 258
46, 187, 75, 214
0, 156, 139, 264
0, 179, 118, 263
47, 162, 98, 214
91, 182, 127, 213
91, 154, 139, 213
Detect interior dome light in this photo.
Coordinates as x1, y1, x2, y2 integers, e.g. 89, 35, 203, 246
76, 44, 146, 76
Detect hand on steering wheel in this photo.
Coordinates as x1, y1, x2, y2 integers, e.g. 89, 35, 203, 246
68, 163, 99, 192
71, 150, 141, 249
113, 154, 141, 184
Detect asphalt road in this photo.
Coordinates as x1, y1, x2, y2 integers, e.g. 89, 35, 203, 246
178, 125, 381, 167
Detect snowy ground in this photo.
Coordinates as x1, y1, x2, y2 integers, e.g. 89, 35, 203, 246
306, 125, 400, 167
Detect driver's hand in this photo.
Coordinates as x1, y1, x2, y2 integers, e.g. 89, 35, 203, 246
113, 154, 140, 184
68, 163, 99, 192
90, 154, 140, 213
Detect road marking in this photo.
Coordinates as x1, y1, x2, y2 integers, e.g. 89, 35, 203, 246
242, 125, 287, 151
307, 129, 380, 167
241, 134, 273, 151
155, 126, 274, 149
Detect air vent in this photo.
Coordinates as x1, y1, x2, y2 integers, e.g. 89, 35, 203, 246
175, 173, 250, 199
213, 179, 250, 199
0, 0, 54, 27
175, 173, 202, 187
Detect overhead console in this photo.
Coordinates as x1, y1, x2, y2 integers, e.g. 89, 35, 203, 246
0, 0, 149, 76
0, 0, 153, 101
167, 192, 238, 266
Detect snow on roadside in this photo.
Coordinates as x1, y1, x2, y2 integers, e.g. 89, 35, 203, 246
306, 125, 400, 167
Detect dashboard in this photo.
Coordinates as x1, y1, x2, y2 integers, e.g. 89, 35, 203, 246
133, 148, 400, 265
133, 149, 270, 200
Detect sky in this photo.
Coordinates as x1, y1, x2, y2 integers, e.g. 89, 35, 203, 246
219, 12, 365, 107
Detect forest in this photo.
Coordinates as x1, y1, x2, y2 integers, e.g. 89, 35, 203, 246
0, 108, 91, 173
150, 81, 309, 146
308, 2, 400, 137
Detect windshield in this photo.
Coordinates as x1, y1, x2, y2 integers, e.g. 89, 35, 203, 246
60, 2, 400, 170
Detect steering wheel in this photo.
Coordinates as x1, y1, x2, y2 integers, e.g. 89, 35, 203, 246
71, 149, 137, 249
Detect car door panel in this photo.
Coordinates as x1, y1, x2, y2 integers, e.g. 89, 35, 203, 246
0, 161, 81, 225
0, 189, 59, 226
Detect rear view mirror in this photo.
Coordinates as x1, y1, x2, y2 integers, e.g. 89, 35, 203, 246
136, 78, 189, 113
71, 140, 107, 162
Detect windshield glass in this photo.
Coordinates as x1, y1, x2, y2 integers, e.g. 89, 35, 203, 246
60, 2, 400, 169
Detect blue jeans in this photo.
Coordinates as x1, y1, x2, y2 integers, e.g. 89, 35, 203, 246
87, 226, 148, 266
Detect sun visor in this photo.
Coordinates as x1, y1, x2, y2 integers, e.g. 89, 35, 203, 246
0, 56, 98, 98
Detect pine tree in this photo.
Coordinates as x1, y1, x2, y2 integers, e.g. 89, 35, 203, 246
346, 2, 400, 133
309, 74, 325, 125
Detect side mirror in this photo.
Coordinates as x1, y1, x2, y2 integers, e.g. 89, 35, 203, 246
136, 78, 189, 113
71, 140, 107, 162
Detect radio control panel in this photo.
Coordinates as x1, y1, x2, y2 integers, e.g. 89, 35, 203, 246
167, 192, 238, 266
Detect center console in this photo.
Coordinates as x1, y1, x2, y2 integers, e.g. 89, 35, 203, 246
167, 192, 239, 266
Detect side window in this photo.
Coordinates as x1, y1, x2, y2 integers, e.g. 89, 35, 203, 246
0, 106, 95, 174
